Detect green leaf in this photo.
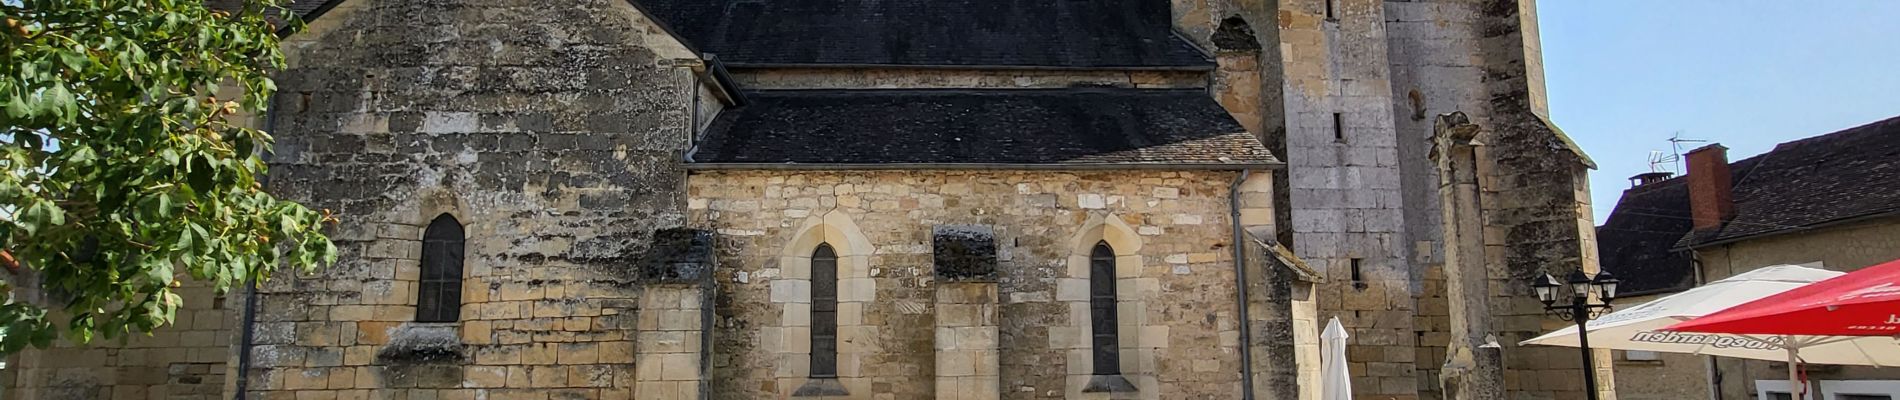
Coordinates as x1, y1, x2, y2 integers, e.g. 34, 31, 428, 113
59, 51, 88, 71
67, 146, 97, 164
4, 94, 30, 119
0, 0, 333, 355
176, 224, 195, 251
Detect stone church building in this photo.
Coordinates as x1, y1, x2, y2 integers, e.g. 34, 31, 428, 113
4, 0, 1606, 399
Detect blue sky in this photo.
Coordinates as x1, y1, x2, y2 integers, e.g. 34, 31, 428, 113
1540, 1, 1900, 220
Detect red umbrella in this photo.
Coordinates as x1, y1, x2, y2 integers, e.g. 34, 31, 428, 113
1667, 258, 1900, 399
1667, 258, 1900, 336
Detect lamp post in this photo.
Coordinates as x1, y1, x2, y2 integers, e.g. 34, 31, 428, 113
1531, 270, 1621, 400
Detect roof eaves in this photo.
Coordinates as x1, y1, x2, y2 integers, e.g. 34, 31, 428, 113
1537, 114, 1598, 169
1256, 236, 1325, 283
722, 62, 1217, 72
685, 161, 1285, 171
1680, 209, 1900, 251
1167, 27, 1219, 65
274, 0, 346, 37
695, 54, 746, 107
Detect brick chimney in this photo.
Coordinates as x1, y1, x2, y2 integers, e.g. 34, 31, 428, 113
1685, 144, 1736, 231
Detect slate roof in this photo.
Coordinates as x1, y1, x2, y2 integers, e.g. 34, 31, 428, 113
687, 88, 1276, 168
1679, 116, 1900, 247
635, 0, 1214, 69
1595, 177, 1698, 295
285, 0, 333, 20
274, 0, 1212, 69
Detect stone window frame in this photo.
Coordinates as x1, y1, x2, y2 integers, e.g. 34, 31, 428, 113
416, 213, 465, 323
773, 210, 875, 397
375, 196, 473, 364
1056, 213, 1157, 394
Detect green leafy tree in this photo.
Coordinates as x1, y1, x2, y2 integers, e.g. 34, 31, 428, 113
0, 0, 334, 353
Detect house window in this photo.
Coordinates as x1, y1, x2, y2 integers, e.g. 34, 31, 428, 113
417, 214, 465, 323
1089, 241, 1121, 375
810, 244, 839, 378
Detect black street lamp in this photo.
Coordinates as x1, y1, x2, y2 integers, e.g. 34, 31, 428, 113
1532, 269, 1622, 400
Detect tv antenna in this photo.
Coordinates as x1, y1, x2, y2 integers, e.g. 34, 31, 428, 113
1647, 150, 1671, 173
1652, 131, 1707, 174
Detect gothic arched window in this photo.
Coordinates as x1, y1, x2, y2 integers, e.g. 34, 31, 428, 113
416, 214, 465, 322
810, 243, 839, 378
1089, 241, 1121, 375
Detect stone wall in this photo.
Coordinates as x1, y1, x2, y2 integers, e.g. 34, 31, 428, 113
1382, 2, 1484, 394
1272, 0, 1419, 398
688, 169, 1275, 399
4, 280, 234, 400
1465, 1, 1610, 398
1244, 235, 1325, 400
1166, 0, 1292, 250
1381, 1, 1609, 399
236, 0, 707, 398
634, 285, 709, 399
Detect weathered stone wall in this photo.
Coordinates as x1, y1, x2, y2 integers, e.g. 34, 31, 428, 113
935, 283, 1002, 400
238, 0, 706, 398
1382, 2, 1482, 394
689, 169, 1271, 399
1167, 0, 1291, 263
1693, 217, 1900, 399
1244, 235, 1324, 400
634, 285, 709, 399
1163, 0, 1282, 140
1381, 1, 1609, 399
1271, 0, 1419, 398
1468, 1, 1611, 398
5, 280, 234, 400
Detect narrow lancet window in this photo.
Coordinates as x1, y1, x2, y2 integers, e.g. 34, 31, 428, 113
1089, 241, 1121, 375
810, 243, 839, 378
417, 214, 465, 322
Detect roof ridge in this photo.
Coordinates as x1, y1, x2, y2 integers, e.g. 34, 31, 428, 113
1769, 114, 1900, 149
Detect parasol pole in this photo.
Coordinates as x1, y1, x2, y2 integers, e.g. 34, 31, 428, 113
1787, 336, 1804, 400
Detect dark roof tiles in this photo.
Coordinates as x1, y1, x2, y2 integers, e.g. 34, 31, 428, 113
637, 0, 1213, 68
1681, 116, 1900, 246
285, 0, 331, 19
1595, 178, 1697, 295
689, 89, 1275, 167
276, 0, 1214, 69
